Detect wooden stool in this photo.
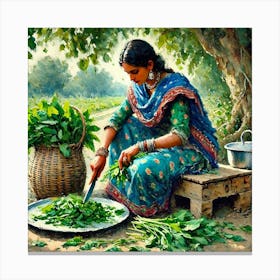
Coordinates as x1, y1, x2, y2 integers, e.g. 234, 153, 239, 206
173, 164, 252, 218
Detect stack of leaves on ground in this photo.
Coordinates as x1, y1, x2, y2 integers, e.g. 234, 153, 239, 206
127, 209, 249, 252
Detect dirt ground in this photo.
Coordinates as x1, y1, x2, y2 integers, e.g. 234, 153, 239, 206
28, 112, 252, 254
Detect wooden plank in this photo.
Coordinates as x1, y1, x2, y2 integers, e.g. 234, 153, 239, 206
233, 191, 252, 211
231, 175, 252, 193
181, 164, 252, 184
174, 181, 202, 200
190, 199, 213, 218
203, 180, 233, 200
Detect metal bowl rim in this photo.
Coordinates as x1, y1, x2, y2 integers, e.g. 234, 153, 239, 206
224, 141, 252, 152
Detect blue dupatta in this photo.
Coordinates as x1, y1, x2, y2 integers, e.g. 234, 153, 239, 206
127, 72, 219, 168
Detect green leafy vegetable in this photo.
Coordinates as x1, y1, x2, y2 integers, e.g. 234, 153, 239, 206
102, 152, 147, 184
114, 209, 125, 216
56, 209, 250, 252
105, 246, 123, 252
240, 225, 252, 233
79, 238, 137, 251
127, 209, 248, 252
62, 236, 84, 247
222, 221, 237, 231
223, 233, 246, 242
32, 194, 123, 228
80, 239, 109, 250
31, 240, 47, 247
28, 94, 100, 157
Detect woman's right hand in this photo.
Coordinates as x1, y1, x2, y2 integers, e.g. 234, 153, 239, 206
89, 155, 107, 184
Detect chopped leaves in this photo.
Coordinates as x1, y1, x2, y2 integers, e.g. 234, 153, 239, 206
62, 236, 84, 247
32, 194, 124, 228
31, 240, 47, 247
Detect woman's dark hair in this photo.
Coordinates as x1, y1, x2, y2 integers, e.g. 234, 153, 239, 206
119, 39, 173, 73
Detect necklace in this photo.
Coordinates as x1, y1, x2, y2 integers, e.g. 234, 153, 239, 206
145, 72, 161, 90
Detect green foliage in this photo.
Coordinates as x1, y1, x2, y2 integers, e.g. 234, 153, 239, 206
28, 28, 37, 59
200, 28, 227, 52
240, 225, 252, 233
79, 239, 109, 250
61, 236, 139, 251
63, 65, 126, 98
29, 96, 125, 117
37, 208, 251, 252
28, 28, 135, 69
31, 240, 47, 247
204, 93, 233, 138
29, 58, 127, 98
28, 95, 100, 157
149, 28, 205, 73
28, 56, 71, 97
127, 209, 248, 252
66, 96, 125, 113
62, 236, 84, 247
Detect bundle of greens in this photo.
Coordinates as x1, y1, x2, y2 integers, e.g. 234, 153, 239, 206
102, 152, 147, 184
32, 194, 124, 228
127, 209, 247, 252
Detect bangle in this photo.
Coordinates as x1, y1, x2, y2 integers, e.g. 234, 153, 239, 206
143, 140, 148, 151
137, 141, 145, 152
146, 138, 155, 152
95, 147, 109, 157
137, 139, 156, 153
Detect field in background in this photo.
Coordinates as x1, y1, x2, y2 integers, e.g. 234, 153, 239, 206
28, 96, 125, 115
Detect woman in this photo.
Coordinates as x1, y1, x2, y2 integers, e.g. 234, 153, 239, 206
90, 39, 219, 217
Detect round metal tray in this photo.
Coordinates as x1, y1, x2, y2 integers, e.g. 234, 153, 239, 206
28, 197, 130, 233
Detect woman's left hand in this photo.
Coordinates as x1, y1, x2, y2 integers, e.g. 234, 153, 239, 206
118, 144, 140, 169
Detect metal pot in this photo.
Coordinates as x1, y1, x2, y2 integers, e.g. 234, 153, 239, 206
224, 130, 252, 169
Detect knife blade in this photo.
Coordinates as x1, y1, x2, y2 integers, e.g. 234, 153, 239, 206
83, 179, 96, 203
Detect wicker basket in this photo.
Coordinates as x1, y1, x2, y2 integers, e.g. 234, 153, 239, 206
28, 106, 87, 199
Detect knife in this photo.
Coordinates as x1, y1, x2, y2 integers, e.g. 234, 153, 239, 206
83, 179, 97, 203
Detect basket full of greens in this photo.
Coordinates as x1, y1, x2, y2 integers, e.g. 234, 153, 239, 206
28, 95, 100, 199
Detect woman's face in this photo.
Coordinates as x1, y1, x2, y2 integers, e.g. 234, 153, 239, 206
122, 62, 152, 85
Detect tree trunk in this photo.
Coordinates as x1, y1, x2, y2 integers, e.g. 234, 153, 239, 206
192, 28, 252, 145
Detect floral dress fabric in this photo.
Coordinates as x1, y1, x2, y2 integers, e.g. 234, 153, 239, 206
105, 73, 219, 217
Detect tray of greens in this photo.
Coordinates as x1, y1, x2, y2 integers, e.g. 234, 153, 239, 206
28, 194, 129, 233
